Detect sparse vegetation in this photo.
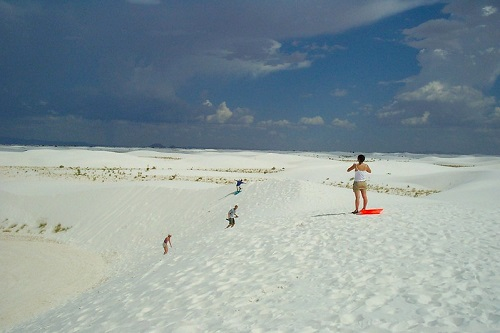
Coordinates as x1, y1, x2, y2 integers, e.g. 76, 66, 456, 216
192, 167, 284, 174
0, 218, 72, 235
2, 223, 14, 232
324, 180, 440, 197
0, 164, 277, 184
54, 223, 72, 233
16, 224, 28, 233
435, 164, 473, 168
150, 156, 181, 160
38, 220, 48, 234
0, 152, 447, 197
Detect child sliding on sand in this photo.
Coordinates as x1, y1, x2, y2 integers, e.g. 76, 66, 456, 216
163, 234, 172, 254
235, 179, 244, 192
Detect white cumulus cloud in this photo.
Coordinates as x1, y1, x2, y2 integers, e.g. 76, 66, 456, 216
258, 119, 292, 127
331, 88, 348, 97
332, 118, 356, 129
482, 5, 497, 16
299, 116, 324, 126
379, 81, 498, 127
401, 111, 430, 126
398, 81, 495, 109
206, 102, 233, 124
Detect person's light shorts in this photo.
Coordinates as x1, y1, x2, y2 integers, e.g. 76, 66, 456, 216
353, 181, 367, 191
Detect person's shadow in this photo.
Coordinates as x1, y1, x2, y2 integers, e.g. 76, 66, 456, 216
220, 190, 241, 200
311, 212, 347, 217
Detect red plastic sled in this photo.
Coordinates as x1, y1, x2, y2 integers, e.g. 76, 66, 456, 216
358, 208, 383, 215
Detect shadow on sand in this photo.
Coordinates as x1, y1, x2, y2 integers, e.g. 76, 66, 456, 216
220, 191, 241, 200
311, 212, 348, 217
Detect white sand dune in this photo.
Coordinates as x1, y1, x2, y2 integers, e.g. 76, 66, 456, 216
0, 236, 106, 329
0, 147, 499, 332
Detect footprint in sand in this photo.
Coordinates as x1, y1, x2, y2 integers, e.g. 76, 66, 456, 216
136, 306, 153, 320
141, 260, 164, 279
365, 295, 390, 312
340, 313, 364, 325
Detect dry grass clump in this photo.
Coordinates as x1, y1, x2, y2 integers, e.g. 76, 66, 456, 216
193, 167, 284, 174
149, 156, 182, 160
324, 180, 440, 197
435, 163, 473, 168
0, 218, 72, 234
0, 165, 276, 184
54, 223, 72, 233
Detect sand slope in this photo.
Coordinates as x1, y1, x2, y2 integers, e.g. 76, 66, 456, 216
0, 237, 106, 329
1, 147, 499, 332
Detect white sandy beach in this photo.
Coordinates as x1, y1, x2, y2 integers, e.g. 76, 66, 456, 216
0, 146, 499, 332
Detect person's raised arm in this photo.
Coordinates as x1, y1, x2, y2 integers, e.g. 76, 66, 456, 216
347, 163, 356, 172
366, 164, 372, 173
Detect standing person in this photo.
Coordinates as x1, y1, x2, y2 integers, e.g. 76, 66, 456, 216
347, 154, 372, 214
226, 205, 239, 228
235, 179, 244, 192
163, 234, 172, 255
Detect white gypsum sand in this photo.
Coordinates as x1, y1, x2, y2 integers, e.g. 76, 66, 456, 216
0, 236, 106, 329
0, 146, 499, 332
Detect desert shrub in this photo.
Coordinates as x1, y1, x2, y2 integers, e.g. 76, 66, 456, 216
54, 223, 71, 233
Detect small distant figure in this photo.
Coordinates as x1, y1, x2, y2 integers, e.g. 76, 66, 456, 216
163, 234, 172, 255
235, 179, 245, 192
226, 205, 239, 228
347, 154, 372, 214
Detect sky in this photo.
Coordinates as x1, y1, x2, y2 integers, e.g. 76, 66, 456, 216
1, 0, 499, 155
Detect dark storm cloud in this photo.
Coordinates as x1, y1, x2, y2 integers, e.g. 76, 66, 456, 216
0, 0, 441, 124
8, 1, 498, 154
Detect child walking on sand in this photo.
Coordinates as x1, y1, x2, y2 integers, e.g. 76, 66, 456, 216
163, 234, 172, 254
225, 205, 239, 228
